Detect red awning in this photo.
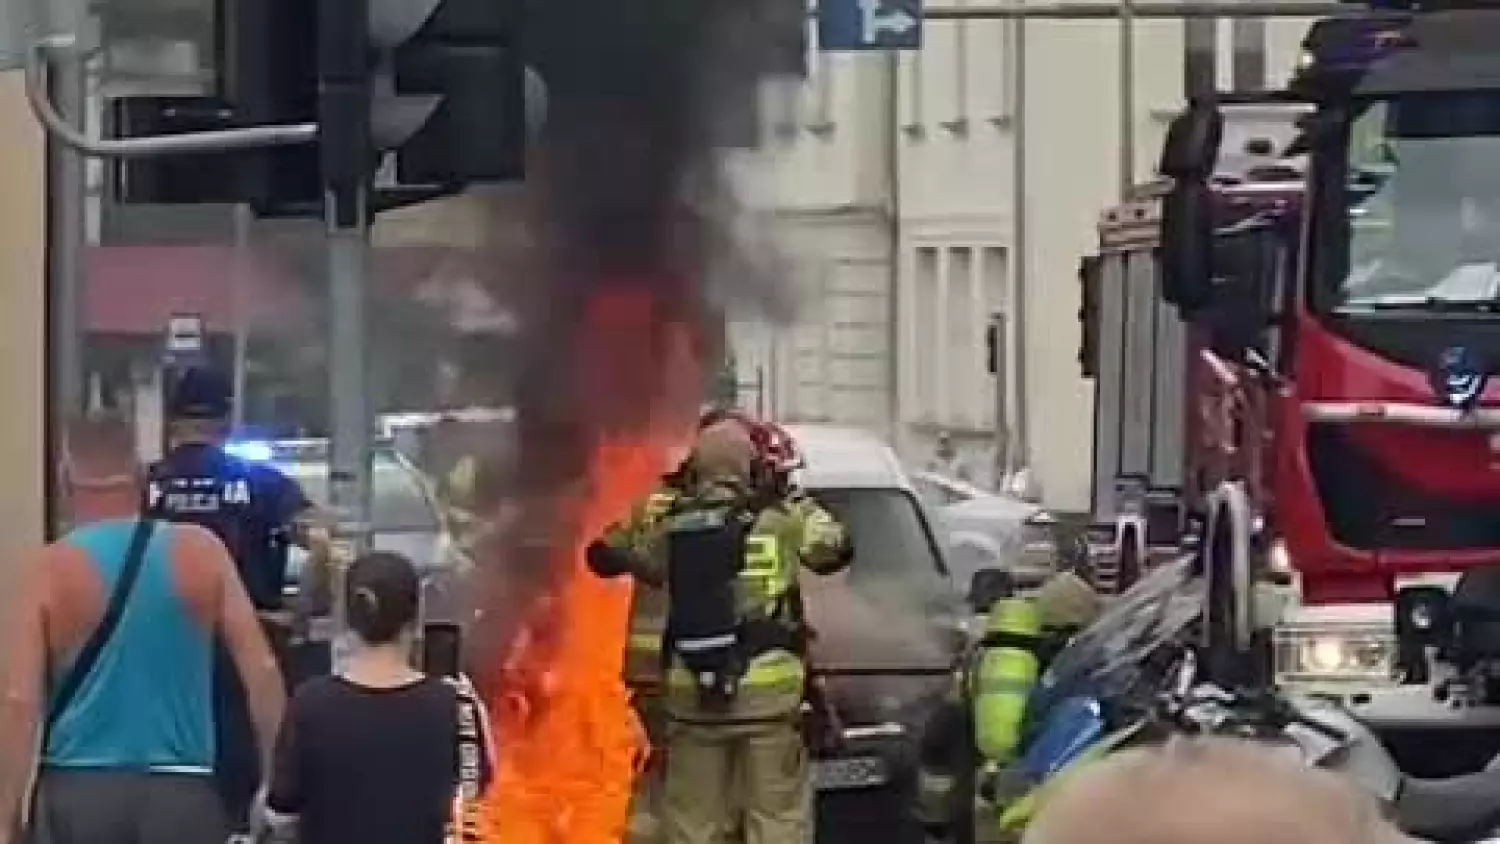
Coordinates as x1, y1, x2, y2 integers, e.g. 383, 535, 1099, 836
86, 245, 308, 337
85, 243, 509, 337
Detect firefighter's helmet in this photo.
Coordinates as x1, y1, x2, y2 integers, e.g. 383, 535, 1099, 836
696, 407, 804, 476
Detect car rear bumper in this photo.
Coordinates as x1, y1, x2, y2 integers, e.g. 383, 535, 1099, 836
817, 725, 925, 844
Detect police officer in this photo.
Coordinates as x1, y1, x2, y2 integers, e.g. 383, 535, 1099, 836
587, 420, 852, 844
148, 365, 322, 829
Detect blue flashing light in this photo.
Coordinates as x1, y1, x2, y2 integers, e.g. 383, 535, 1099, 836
224, 440, 275, 462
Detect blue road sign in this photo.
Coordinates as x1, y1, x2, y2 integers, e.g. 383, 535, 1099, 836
818, 0, 923, 52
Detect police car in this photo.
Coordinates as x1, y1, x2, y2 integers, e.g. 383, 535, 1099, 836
226, 438, 468, 621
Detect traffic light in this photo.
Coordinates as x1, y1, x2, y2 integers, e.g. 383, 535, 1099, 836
389, 1, 527, 185
109, 97, 247, 205
107, 0, 316, 207
761, 0, 811, 79
206, 0, 528, 215
218, 0, 320, 211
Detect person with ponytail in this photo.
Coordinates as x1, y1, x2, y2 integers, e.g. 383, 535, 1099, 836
256, 552, 494, 844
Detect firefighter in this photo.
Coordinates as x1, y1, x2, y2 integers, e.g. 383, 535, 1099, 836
971, 596, 1045, 764
586, 420, 852, 844
914, 570, 1104, 833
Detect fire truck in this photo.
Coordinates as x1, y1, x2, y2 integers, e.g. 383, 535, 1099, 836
1081, 0, 1500, 752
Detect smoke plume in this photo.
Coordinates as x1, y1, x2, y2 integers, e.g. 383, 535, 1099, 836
464, 0, 795, 675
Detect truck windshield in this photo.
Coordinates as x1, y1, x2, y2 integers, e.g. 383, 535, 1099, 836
1334, 92, 1500, 311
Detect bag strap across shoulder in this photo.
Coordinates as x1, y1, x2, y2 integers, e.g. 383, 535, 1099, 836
45, 517, 157, 728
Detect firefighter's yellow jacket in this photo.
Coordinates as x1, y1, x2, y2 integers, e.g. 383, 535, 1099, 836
590, 477, 850, 722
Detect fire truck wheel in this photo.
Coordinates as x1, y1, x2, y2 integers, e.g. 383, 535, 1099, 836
1204, 509, 1237, 672
1202, 482, 1255, 685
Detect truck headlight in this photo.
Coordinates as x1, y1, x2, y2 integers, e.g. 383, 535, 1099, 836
1268, 539, 1292, 574
1273, 624, 1396, 684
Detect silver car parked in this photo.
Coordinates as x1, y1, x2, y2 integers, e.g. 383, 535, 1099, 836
911, 470, 1060, 589
263, 439, 468, 622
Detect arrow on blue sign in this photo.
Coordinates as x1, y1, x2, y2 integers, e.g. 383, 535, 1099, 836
818, 0, 923, 52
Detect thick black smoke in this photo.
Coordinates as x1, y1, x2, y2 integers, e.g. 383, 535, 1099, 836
465, 0, 792, 682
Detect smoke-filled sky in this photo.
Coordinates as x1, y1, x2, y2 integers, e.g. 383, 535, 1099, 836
461, 0, 956, 691
461, 0, 790, 675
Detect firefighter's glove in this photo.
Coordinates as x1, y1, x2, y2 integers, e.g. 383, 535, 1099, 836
585, 540, 632, 578
802, 703, 845, 755
802, 681, 845, 754
834, 537, 855, 569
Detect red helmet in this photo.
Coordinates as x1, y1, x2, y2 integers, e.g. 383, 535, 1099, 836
697, 407, 804, 476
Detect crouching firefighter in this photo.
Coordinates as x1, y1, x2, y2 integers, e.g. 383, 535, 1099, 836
913, 570, 1104, 834
586, 420, 853, 844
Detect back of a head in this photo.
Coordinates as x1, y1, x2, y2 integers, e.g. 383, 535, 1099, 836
167, 366, 233, 426
346, 551, 421, 645
1023, 737, 1406, 844
64, 413, 141, 488
691, 419, 756, 481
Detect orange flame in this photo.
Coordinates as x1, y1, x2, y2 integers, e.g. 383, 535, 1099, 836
477, 290, 704, 844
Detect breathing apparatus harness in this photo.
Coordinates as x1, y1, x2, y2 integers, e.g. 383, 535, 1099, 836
660, 410, 813, 712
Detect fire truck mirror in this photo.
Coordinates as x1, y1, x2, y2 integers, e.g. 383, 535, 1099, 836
1204, 228, 1276, 361
1159, 101, 1224, 180
1159, 102, 1223, 315
1160, 182, 1216, 314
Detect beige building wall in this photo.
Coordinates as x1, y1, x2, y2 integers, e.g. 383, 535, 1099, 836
0, 70, 48, 556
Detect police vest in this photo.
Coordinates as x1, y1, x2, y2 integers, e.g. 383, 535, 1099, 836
148, 452, 286, 607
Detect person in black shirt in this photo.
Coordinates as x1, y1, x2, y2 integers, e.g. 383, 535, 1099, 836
260, 551, 496, 844
148, 365, 323, 829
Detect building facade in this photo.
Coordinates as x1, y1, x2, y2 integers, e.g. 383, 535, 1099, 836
0, 2, 1335, 553
726, 4, 1321, 513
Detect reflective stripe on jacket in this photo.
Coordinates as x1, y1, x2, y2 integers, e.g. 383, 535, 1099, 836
645, 480, 849, 722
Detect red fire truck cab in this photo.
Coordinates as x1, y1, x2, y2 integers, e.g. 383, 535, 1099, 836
1082, 2, 1500, 739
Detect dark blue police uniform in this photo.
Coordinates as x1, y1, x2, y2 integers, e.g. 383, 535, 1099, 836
148, 442, 308, 610
149, 367, 311, 828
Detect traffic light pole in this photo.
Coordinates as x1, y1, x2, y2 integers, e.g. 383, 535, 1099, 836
319, 0, 376, 657
46, 47, 86, 422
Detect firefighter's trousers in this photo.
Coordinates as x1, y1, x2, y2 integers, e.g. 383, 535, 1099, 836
661, 717, 813, 844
